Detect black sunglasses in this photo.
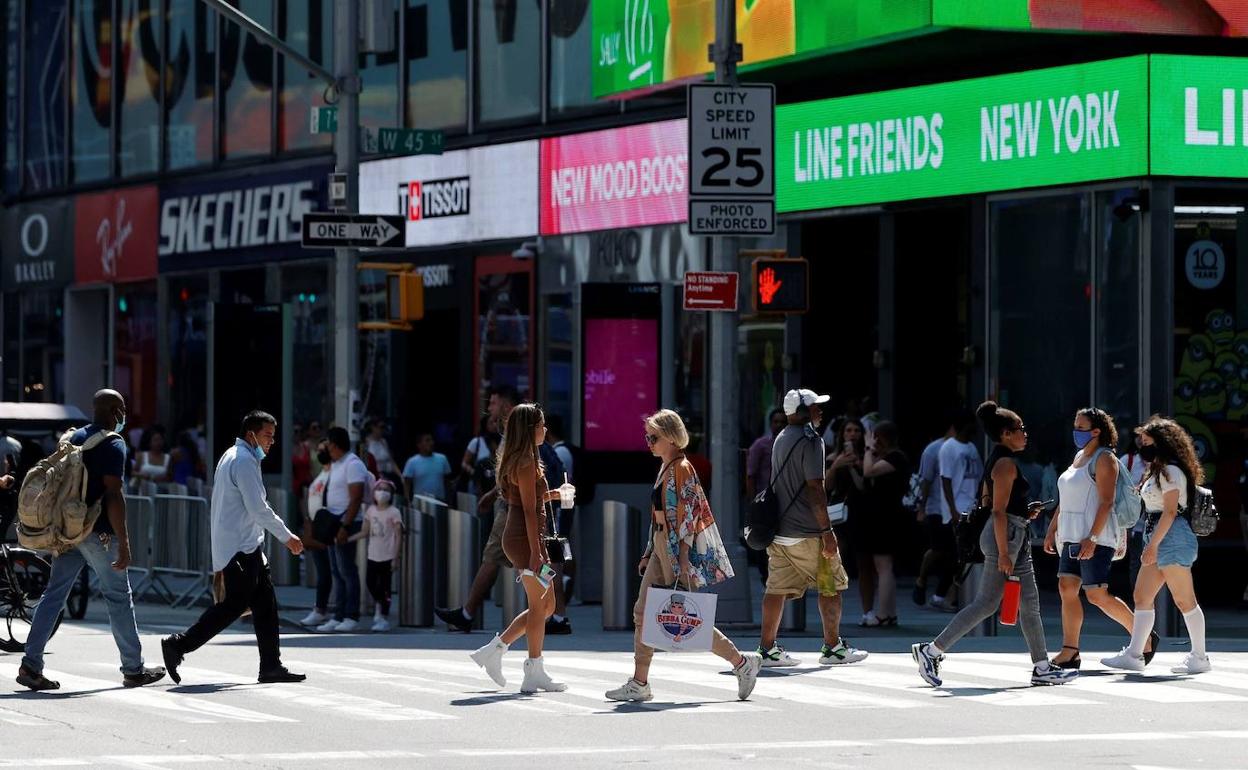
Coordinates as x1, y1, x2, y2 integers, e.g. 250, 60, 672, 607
644, 433, 661, 446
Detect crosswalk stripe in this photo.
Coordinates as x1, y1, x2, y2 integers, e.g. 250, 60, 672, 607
0, 663, 292, 724
678, 653, 1103, 706
951, 655, 1246, 703
0, 705, 53, 726
168, 664, 452, 721
363, 657, 777, 714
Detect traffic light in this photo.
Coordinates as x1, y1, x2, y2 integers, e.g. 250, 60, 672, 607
752, 257, 809, 313
387, 270, 424, 323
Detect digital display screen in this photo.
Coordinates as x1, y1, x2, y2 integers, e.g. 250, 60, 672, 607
583, 317, 659, 451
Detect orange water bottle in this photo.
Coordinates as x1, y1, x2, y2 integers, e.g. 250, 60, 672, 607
999, 576, 1021, 625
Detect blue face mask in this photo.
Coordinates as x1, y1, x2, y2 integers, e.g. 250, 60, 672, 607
114, 416, 126, 434
250, 433, 267, 461
1072, 429, 1094, 450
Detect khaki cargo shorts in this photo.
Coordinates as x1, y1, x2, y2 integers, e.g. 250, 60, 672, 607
481, 497, 512, 568
765, 537, 849, 599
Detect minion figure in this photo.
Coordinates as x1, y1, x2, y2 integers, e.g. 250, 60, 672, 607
1174, 375, 1198, 416
1176, 415, 1218, 484
1206, 309, 1235, 352
1197, 371, 1227, 418
1233, 330, 1248, 362
1215, 351, 1242, 384
1180, 333, 1215, 380
1227, 387, 1248, 421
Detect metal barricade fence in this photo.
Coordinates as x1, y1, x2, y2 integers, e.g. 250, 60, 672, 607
129, 494, 212, 608
125, 495, 159, 602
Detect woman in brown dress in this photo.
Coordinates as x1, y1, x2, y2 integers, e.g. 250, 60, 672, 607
470, 403, 569, 693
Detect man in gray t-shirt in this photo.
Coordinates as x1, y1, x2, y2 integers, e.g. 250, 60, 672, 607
755, 389, 868, 669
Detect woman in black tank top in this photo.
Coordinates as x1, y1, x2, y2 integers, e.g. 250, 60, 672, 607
911, 401, 1076, 689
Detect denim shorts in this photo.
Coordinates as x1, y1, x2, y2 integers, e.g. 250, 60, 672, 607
1056, 541, 1115, 589
1145, 515, 1199, 568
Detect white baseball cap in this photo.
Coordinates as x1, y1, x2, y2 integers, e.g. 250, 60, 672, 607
783, 388, 831, 416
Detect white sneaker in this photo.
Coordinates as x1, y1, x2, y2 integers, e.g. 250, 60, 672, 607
605, 677, 653, 702
859, 611, 881, 627
911, 642, 943, 687
1171, 652, 1212, 674
1101, 648, 1146, 672
470, 634, 508, 688
520, 657, 567, 694
371, 617, 391, 633
300, 610, 329, 627
333, 618, 360, 633
1031, 663, 1078, 686
927, 596, 957, 613
757, 643, 799, 667
315, 619, 341, 633
734, 653, 762, 700
820, 640, 868, 665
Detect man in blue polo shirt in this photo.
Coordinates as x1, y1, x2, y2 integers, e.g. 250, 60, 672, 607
17, 389, 166, 691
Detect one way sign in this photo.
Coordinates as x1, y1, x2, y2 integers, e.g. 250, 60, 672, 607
301, 213, 405, 249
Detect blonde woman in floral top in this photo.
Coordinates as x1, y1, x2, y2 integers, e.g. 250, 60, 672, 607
605, 409, 762, 703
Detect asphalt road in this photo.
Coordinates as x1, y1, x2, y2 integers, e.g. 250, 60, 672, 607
1, 609, 1246, 769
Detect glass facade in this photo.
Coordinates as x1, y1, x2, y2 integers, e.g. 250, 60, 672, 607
70, 0, 110, 182
23, 0, 69, 191
117, 0, 162, 176
219, 0, 273, 159
283, 263, 332, 429
1, 291, 66, 403
166, 275, 209, 437
549, 0, 603, 117
405, 0, 467, 132
165, 0, 215, 169
476, 0, 540, 125
277, 0, 332, 152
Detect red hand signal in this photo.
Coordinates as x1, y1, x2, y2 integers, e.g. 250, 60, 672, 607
758, 267, 782, 304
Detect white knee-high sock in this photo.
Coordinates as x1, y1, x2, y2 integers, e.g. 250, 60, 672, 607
1126, 610, 1155, 656
1182, 606, 1207, 656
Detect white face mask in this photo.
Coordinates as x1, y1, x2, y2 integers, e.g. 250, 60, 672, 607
374, 491, 392, 506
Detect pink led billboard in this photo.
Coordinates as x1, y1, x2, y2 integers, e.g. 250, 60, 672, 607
540, 119, 687, 235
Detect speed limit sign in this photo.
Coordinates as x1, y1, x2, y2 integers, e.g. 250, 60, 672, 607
688, 83, 775, 234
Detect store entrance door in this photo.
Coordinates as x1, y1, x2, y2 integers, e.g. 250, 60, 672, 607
63, 285, 113, 414
208, 303, 288, 474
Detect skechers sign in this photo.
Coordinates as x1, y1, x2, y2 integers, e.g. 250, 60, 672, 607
777, 56, 1149, 211
360, 143, 538, 247
158, 165, 329, 269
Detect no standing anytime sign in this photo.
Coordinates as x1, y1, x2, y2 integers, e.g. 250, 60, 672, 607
687, 83, 775, 236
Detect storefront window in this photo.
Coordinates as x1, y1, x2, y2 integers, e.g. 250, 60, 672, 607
542, 293, 574, 430
282, 264, 332, 430
990, 193, 1092, 468
1096, 189, 1143, 433
476, 0, 540, 126
165, 0, 216, 169
1172, 191, 1248, 524
220, 0, 273, 159
118, 0, 162, 176
405, 0, 467, 132
277, 0, 332, 152
22, 0, 68, 191
549, 0, 605, 118
358, 10, 400, 136
1, 292, 65, 403
115, 283, 159, 432
167, 276, 208, 440
70, 0, 111, 182
476, 258, 533, 411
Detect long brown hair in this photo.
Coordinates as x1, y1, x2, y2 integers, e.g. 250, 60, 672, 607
496, 403, 544, 487
1136, 415, 1204, 489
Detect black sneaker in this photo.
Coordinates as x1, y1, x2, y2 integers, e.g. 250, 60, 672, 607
911, 582, 927, 606
16, 665, 59, 691
123, 667, 167, 688
434, 606, 473, 632
161, 636, 185, 684
1143, 630, 1160, 665
258, 666, 307, 684
545, 617, 572, 635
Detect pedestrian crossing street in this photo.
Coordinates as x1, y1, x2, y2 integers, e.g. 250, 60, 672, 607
3, 634, 1248, 730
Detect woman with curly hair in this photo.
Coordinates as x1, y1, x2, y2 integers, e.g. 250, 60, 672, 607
1103, 416, 1211, 674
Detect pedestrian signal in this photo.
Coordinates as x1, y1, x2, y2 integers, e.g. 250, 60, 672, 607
752, 258, 808, 313
387, 271, 424, 323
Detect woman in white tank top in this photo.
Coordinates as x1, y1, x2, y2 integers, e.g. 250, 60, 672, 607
131, 426, 171, 490
1043, 408, 1144, 670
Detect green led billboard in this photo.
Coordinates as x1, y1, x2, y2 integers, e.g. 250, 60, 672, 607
776, 56, 1150, 212
1151, 55, 1248, 177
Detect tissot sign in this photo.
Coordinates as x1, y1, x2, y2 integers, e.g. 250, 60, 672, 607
1, 200, 74, 290
158, 164, 330, 270
360, 143, 538, 247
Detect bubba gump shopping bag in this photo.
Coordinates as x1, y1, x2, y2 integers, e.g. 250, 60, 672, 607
640, 587, 718, 653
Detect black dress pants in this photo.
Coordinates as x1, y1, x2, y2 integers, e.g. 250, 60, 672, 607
178, 548, 281, 671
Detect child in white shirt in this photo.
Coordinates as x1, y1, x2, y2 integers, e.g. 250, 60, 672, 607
351, 479, 403, 632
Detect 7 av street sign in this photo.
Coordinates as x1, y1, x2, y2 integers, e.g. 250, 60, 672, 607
301, 213, 405, 248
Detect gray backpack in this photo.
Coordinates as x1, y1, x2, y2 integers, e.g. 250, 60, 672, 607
17, 428, 118, 554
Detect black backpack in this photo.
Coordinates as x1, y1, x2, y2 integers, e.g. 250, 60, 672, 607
745, 434, 811, 551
